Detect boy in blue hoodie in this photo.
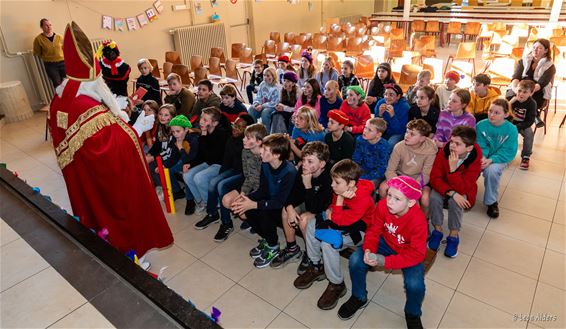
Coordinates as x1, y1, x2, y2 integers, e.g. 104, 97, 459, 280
476, 98, 518, 218
375, 83, 410, 146
352, 118, 392, 188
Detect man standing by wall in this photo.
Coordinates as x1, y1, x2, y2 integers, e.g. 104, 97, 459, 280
33, 18, 66, 88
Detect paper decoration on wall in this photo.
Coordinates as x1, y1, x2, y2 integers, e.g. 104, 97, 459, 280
137, 13, 149, 27
308, 1, 313, 11
211, 12, 220, 22
153, 0, 164, 13
210, 0, 219, 7
102, 15, 113, 29
115, 18, 125, 31
126, 17, 138, 30
195, 0, 203, 15
146, 8, 158, 21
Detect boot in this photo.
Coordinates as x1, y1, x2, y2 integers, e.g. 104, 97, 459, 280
185, 199, 196, 215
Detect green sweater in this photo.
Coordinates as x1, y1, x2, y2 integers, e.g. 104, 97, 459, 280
33, 33, 64, 62
476, 119, 518, 164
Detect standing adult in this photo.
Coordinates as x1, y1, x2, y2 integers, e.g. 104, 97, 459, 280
33, 18, 66, 88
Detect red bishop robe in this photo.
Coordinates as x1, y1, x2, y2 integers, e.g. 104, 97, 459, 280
50, 87, 173, 257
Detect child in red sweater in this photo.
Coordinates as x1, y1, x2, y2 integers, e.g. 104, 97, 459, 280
428, 125, 482, 258
293, 159, 375, 311
339, 176, 427, 329
339, 85, 371, 135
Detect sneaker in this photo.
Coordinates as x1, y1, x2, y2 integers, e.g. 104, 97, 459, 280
194, 213, 219, 230
213, 223, 234, 242
293, 263, 326, 289
172, 189, 185, 200
195, 202, 206, 214
240, 221, 251, 230
140, 261, 151, 271
185, 199, 196, 215
155, 187, 164, 201
254, 246, 280, 268
337, 295, 369, 320
317, 281, 347, 310
535, 115, 545, 128
249, 239, 267, 258
487, 202, 499, 218
270, 246, 302, 269
428, 229, 443, 251
297, 252, 310, 275
444, 236, 459, 258
405, 314, 424, 329
520, 157, 530, 170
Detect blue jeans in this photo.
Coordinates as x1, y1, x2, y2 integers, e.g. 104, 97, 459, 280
205, 169, 241, 212
482, 162, 508, 205
182, 163, 221, 203
349, 237, 425, 317
248, 106, 275, 132
246, 84, 256, 103
387, 133, 404, 147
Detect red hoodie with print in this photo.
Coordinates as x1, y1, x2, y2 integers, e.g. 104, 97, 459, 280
329, 179, 375, 227
362, 199, 427, 270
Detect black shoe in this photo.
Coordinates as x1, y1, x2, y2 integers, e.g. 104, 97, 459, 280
194, 213, 219, 230
535, 115, 545, 128
337, 295, 369, 320
185, 199, 195, 215
214, 223, 234, 242
173, 189, 185, 200
405, 314, 424, 329
297, 252, 310, 275
487, 202, 499, 218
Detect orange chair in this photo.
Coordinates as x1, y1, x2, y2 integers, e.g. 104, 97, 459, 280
171, 64, 191, 85
190, 55, 203, 72
239, 47, 253, 64
148, 58, 161, 78
284, 32, 296, 43
355, 54, 375, 91
225, 58, 239, 82
327, 36, 344, 52
462, 22, 481, 42
262, 39, 277, 57
231, 43, 246, 60
312, 33, 328, 50
446, 22, 462, 46
412, 20, 426, 34
210, 47, 226, 64
270, 31, 281, 43
163, 62, 173, 78
387, 39, 406, 61
208, 57, 222, 77
398, 64, 421, 92
445, 41, 477, 77
193, 66, 208, 85
390, 28, 405, 41
278, 42, 291, 55
294, 35, 307, 47
425, 21, 441, 40
165, 51, 182, 64
290, 44, 303, 63
345, 37, 364, 56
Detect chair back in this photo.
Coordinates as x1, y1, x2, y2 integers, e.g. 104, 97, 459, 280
447, 22, 462, 35
225, 59, 239, 81
194, 67, 208, 85
240, 47, 253, 64
165, 51, 182, 64
231, 43, 246, 59
463, 22, 481, 36
163, 62, 173, 78
313, 34, 328, 50
294, 35, 307, 47
190, 55, 204, 72
210, 47, 226, 63
171, 64, 191, 85
412, 20, 426, 33
148, 59, 161, 78
290, 44, 303, 61
425, 21, 440, 33
355, 55, 375, 79
278, 42, 291, 54
284, 32, 296, 43
327, 36, 344, 51
390, 28, 405, 40
208, 56, 222, 77
388, 39, 406, 59
270, 31, 281, 43
398, 64, 421, 91
345, 37, 364, 54
455, 42, 477, 59
263, 39, 277, 56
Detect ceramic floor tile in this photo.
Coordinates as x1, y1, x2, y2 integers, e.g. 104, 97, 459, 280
352, 301, 406, 328
547, 223, 565, 255
267, 312, 307, 328
165, 260, 235, 311
512, 160, 565, 181
487, 208, 552, 248
458, 258, 537, 315
554, 202, 565, 225
239, 260, 302, 310
506, 172, 562, 200
426, 251, 472, 290
49, 302, 115, 328
0, 219, 19, 247
201, 232, 256, 282
373, 275, 454, 328
530, 282, 565, 329
454, 222, 485, 256
163, 208, 193, 235
143, 245, 197, 283
560, 182, 566, 202
539, 249, 566, 291
0, 267, 87, 328
213, 284, 280, 329
1, 238, 50, 291
475, 230, 545, 279
499, 188, 557, 221
173, 224, 220, 258
530, 147, 566, 167
460, 206, 492, 230
439, 292, 525, 328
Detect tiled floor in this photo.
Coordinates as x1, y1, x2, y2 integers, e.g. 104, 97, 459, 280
1, 54, 565, 328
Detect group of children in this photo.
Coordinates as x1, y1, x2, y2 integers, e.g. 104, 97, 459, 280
123, 53, 542, 329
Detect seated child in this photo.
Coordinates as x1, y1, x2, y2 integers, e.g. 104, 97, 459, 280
406, 70, 432, 106
271, 142, 333, 272
352, 118, 392, 187
433, 88, 476, 149
141, 100, 159, 148
163, 73, 196, 120
232, 134, 297, 268
381, 119, 437, 217
219, 84, 247, 123
294, 78, 322, 118
339, 176, 426, 329
316, 56, 339, 93
408, 86, 440, 136
324, 110, 355, 166
509, 80, 537, 170
294, 159, 375, 311
375, 83, 410, 146
339, 86, 372, 135
248, 67, 280, 132
298, 51, 317, 88
276, 55, 294, 83
290, 106, 325, 159
366, 62, 395, 110
429, 126, 482, 258
183, 107, 229, 215
272, 72, 299, 134
246, 59, 267, 103
435, 70, 460, 110
192, 79, 222, 125
476, 98, 518, 219
469, 73, 501, 122
337, 60, 360, 99
319, 80, 343, 128
135, 58, 162, 106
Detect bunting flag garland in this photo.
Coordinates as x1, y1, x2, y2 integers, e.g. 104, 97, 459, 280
101, 0, 163, 32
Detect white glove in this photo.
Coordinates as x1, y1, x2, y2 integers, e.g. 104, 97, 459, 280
132, 111, 155, 137
117, 110, 130, 122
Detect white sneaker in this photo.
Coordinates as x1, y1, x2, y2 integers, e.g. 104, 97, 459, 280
155, 187, 164, 201
195, 202, 207, 214
140, 261, 151, 271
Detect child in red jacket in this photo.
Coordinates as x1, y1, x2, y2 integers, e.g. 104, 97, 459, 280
339, 175, 427, 329
293, 159, 375, 311
339, 85, 372, 135
428, 125, 482, 258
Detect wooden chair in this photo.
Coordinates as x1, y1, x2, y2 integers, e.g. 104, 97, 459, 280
148, 58, 161, 78
462, 22, 481, 42
278, 42, 291, 55
355, 54, 374, 91
225, 58, 239, 82
445, 42, 477, 77
193, 67, 208, 85
425, 21, 441, 40
270, 31, 281, 43
165, 51, 182, 64
390, 28, 405, 41
171, 64, 191, 85
284, 32, 296, 43
345, 37, 364, 56
327, 36, 344, 52
467, 0, 478, 6
446, 22, 462, 46
262, 39, 277, 57
163, 61, 173, 78
312, 33, 328, 50
387, 39, 406, 62
302, 33, 313, 48
290, 44, 303, 63
294, 35, 307, 47
398, 64, 421, 92
420, 35, 437, 58
190, 55, 204, 72
240, 47, 253, 64
411, 20, 426, 34
208, 56, 223, 77
210, 47, 226, 64
231, 43, 246, 60
511, 0, 523, 6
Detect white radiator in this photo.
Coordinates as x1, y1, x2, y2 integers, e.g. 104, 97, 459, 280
171, 23, 227, 65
